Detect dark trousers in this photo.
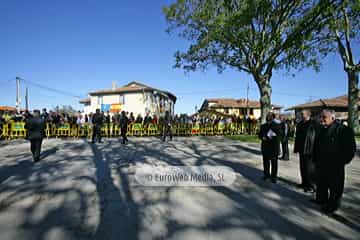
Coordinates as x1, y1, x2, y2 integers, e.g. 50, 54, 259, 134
121, 127, 128, 144
162, 125, 172, 141
92, 126, 102, 143
316, 167, 345, 209
263, 156, 278, 179
30, 139, 43, 160
281, 140, 289, 159
299, 153, 315, 188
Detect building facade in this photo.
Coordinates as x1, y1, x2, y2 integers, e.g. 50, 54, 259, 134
288, 93, 360, 120
199, 98, 282, 119
79, 81, 176, 117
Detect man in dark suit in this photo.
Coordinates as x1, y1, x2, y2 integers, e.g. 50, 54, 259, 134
92, 109, 104, 143
280, 116, 290, 160
258, 112, 282, 183
294, 109, 319, 192
162, 111, 173, 142
313, 109, 356, 214
25, 109, 45, 162
119, 111, 129, 144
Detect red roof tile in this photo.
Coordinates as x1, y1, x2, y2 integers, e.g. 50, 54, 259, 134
288, 93, 360, 110
206, 98, 282, 109
88, 81, 176, 102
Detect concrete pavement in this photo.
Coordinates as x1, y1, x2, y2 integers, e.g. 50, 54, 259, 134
0, 137, 359, 240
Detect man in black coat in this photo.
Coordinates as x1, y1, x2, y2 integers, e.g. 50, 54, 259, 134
162, 111, 173, 142
258, 112, 282, 183
41, 108, 49, 121
25, 110, 45, 162
119, 111, 129, 144
294, 109, 319, 192
92, 109, 103, 143
280, 116, 290, 160
313, 109, 356, 214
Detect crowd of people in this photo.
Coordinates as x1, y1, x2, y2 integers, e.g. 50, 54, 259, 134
1, 107, 357, 215
0, 108, 273, 138
259, 109, 356, 215
1, 108, 260, 127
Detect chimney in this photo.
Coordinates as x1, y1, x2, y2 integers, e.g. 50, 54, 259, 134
112, 81, 117, 90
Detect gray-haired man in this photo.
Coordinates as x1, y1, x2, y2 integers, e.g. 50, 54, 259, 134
313, 109, 356, 214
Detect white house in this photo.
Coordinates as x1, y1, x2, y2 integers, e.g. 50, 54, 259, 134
199, 98, 282, 119
79, 81, 177, 117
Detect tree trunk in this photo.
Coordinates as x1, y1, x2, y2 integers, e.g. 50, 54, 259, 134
256, 76, 272, 124
347, 70, 359, 134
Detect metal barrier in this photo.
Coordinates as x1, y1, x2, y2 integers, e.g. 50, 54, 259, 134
0, 122, 259, 139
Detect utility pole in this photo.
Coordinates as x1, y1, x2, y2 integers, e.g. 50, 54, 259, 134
246, 81, 250, 116
16, 76, 21, 112
25, 86, 29, 111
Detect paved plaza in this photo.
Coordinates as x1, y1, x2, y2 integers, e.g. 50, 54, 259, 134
0, 137, 359, 240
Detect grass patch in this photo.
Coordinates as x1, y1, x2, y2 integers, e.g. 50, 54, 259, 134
226, 135, 261, 143
227, 135, 295, 144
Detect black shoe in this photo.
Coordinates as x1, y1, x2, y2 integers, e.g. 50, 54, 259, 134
34, 157, 40, 162
304, 187, 315, 193
271, 178, 277, 184
262, 176, 270, 181
310, 199, 326, 205
321, 204, 338, 215
297, 183, 305, 189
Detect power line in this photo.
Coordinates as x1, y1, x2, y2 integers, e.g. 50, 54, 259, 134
0, 78, 16, 85
18, 77, 84, 99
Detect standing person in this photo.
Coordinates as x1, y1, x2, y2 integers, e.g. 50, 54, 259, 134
119, 111, 129, 144
162, 111, 173, 142
258, 112, 282, 183
41, 108, 49, 121
25, 110, 45, 162
143, 112, 152, 126
294, 109, 318, 192
129, 112, 135, 123
313, 109, 356, 214
280, 116, 290, 160
105, 111, 111, 136
92, 109, 103, 144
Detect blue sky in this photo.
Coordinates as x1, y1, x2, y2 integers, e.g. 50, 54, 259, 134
0, 0, 358, 114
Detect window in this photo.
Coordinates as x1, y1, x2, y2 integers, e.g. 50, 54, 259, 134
97, 96, 103, 105
119, 95, 125, 104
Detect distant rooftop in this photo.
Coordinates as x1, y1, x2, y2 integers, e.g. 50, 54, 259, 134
288, 93, 360, 110
87, 81, 176, 102
204, 98, 282, 109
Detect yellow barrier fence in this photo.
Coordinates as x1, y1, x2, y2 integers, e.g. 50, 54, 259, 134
0, 122, 259, 140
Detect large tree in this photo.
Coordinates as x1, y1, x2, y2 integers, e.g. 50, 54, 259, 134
164, 0, 335, 123
326, 0, 360, 132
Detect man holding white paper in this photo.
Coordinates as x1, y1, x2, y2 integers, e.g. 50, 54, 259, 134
258, 112, 282, 183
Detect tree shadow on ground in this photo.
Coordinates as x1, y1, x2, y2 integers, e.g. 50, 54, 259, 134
0, 137, 358, 240
88, 140, 139, 240
0, 160, 33, 185
127, 138, 357, 240
0, 140, 95, 240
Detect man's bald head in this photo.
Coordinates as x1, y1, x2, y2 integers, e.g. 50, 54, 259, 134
301, 109, 311, 121
320, 109, 336, 126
